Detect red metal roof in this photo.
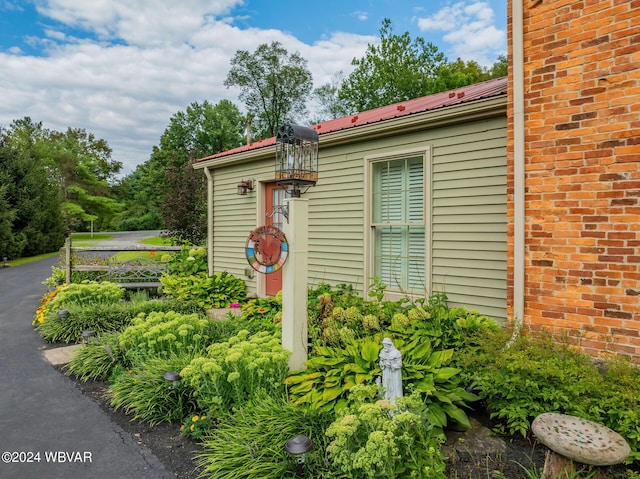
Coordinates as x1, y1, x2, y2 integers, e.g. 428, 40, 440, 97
197, 76, 507, 163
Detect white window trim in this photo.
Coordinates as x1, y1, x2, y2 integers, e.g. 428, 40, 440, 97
363, 146, 432, 301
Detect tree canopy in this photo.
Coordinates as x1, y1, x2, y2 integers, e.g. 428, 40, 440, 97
224, 41, 313, 139
314, 19, 508, 119
337, 19, 448, 113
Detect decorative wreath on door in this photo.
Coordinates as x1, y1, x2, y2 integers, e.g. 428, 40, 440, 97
245, 225, 289, 273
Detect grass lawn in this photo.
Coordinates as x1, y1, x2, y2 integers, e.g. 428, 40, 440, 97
112, 251, 155, 261
4, 233, 173, 268
70, 233, 115, 246
139, 236, 172, 246
4, 252, 59, 267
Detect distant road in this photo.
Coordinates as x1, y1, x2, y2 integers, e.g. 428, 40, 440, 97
91, 230, 164, 247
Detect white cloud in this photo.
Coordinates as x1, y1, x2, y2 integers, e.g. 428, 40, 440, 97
415, 0, 505, 66
1, 1, 371, 174
352, 10, 368, 21
35, 0, 242, 46
1, 1, 25, 12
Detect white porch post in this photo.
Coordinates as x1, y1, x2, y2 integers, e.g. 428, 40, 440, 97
282, 198, 308, 371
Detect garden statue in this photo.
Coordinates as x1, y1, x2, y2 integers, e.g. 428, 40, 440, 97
379, 337, 403, 403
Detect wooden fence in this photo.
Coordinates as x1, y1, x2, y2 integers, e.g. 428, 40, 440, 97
63, 237, 182, 287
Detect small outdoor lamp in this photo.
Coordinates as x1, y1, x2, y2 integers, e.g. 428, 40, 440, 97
163, 371, 182, 390
275, 124, 319, 198
57, 309, 69, 322
2, 256, 8, 268
237, 179, 254, 196
285, 435, 313, 476
81, 330, 95, 344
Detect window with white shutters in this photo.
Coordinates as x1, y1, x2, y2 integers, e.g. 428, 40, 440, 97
371, 156, 425, 291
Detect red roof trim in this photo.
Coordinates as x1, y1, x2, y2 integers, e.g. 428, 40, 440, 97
197, 76, 507, 163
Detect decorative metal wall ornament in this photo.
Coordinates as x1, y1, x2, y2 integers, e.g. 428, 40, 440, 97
245, 225, 289, 273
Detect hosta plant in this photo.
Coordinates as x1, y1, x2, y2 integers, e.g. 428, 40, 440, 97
285, 332, 476, 429
285, 337, 380, 413
160, 271, 246, 308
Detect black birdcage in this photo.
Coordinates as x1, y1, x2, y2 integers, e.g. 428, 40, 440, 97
275, 124, 318, 197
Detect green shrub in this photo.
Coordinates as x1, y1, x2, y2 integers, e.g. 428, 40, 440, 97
463, 332, 640, 463
66, 332, 124, 381
240, 293, 282, 331
165, 245, 208, 276
109, 353, 197, 425
43, 264, 106, 287
118, 311, 215, 362
197, 394, 334, 479
180, 329, 290, 414
50, 281, 125, 308
180, 413, 213, 440
160, 271, 247, 308
37, 297, 202, 343
307, 282, 407, 348
117, 210, 162, 231
325, 385, 446, 479
306, 283, 497, 352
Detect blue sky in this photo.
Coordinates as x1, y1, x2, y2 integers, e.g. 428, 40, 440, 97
0, 0, 507, 174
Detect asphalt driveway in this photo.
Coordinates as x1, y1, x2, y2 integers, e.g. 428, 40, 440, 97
0, 235, 175, 479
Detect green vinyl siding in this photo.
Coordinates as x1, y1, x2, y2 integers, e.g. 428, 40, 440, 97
430, 118, 507, 322
210, 162, 268, 291
204, 110, 507, 323
306, 150, 365, 287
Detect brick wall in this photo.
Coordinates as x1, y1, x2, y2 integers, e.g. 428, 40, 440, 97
507, 0, 640, 360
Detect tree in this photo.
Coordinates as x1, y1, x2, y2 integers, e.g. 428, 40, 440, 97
225, 41, 313, 139
338, 19, 448, 113
45, 127, 123, 230
161, 156, 207, 244
0, 140, 27, 259
6, 118, 123, 232
0, 124, 65, 257
311, 71, 350, 123
431, 58, 490, 92
490, 54, 508, 78
113, 100, 245, 239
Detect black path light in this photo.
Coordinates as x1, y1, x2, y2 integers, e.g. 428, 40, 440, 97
163, 371, 182, 390
284, 435, 314, 476
57, 309, 69, 322
81, 330, 95, 344
275, 124, 319, 198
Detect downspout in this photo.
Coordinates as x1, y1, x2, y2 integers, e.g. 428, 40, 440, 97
204, 167, 214, 277
512, 0, 526, 336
